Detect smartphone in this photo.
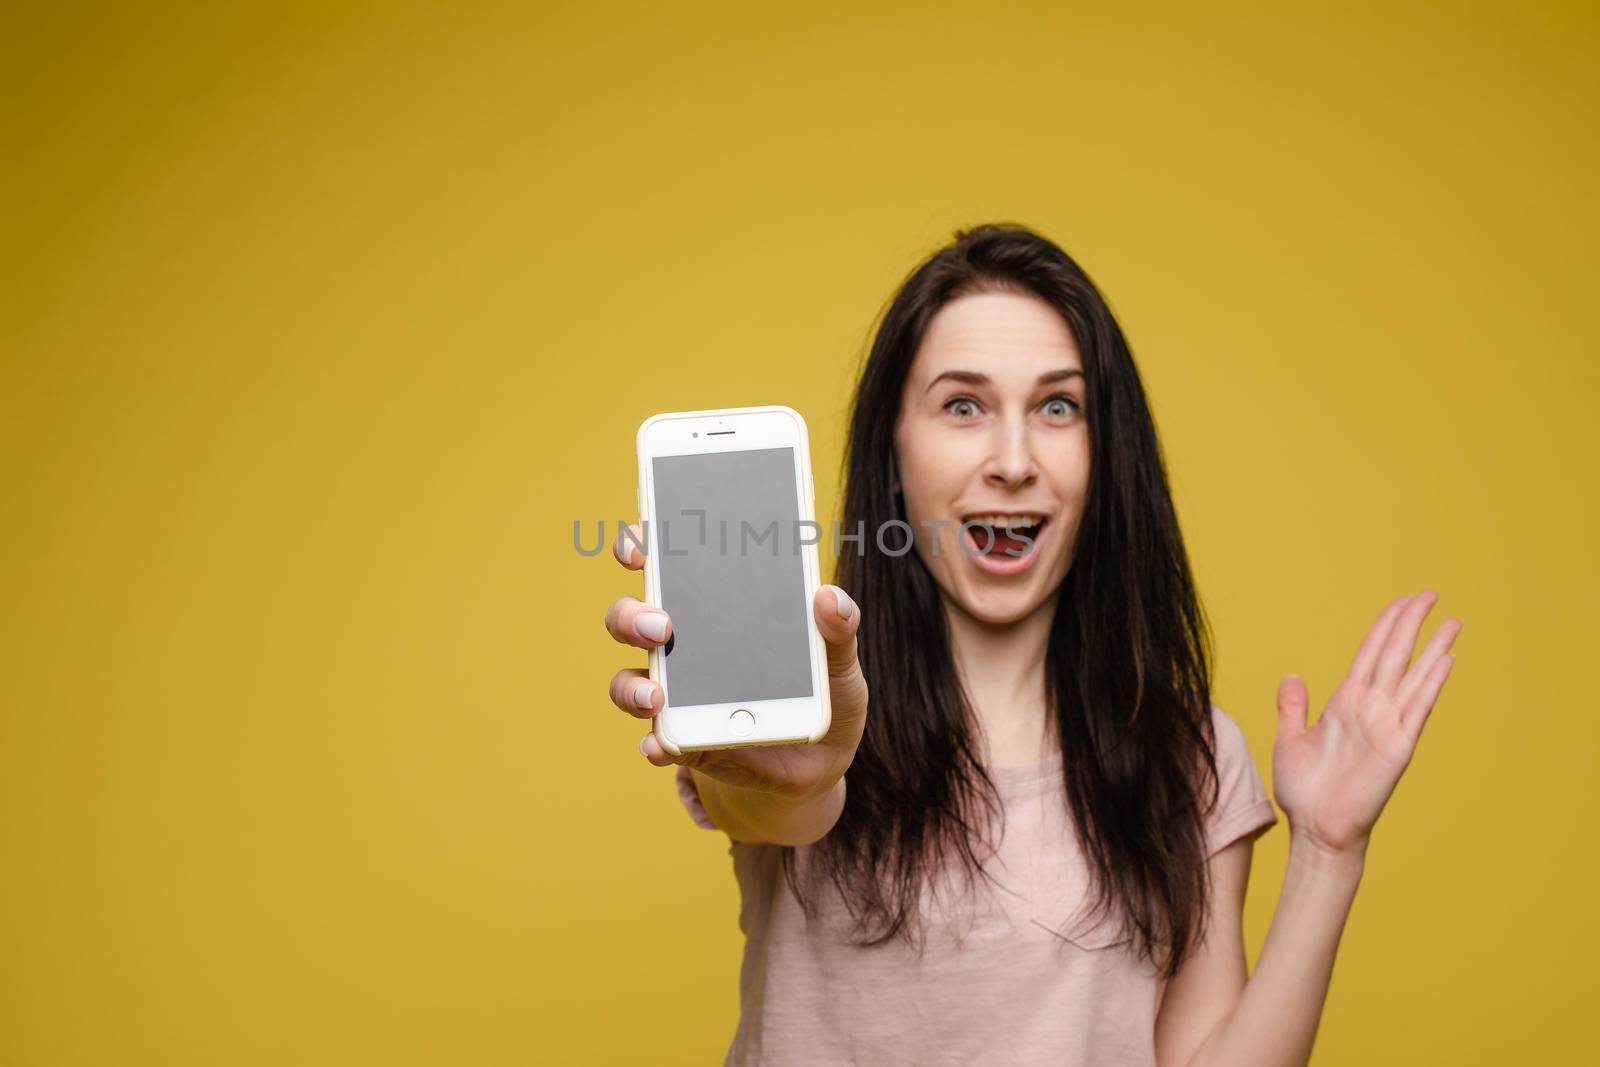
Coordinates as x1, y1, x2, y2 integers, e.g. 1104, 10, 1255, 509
634, 405, 831, 755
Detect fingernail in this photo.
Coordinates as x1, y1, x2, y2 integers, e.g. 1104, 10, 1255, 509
639, 735, 650, 757
632, 682, 654, 710
637, 612, 670, 641
832, 587, 855, 621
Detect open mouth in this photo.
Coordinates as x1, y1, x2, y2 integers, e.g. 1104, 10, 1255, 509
960, 513, 1049, 558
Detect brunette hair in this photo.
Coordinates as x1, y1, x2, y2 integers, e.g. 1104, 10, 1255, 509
788, 221, 1220, 978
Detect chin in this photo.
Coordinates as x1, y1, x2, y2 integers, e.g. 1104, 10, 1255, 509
955, 587, 1053, 626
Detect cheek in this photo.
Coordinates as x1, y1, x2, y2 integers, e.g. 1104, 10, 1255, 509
896, 421, 986, 504
897, 476, 935, 528
1044, 451, 1091, 560
1046, 434, 1091, 501
896, 448, 964, 522
896, 442, 977, 568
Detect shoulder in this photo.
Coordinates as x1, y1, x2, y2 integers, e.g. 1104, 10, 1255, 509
1201, 701, 1279, 857
1208, 700, 1248, 748
1206, 701, 1261, 778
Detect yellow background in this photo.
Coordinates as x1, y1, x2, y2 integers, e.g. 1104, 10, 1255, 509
5, 3, 1595, 1063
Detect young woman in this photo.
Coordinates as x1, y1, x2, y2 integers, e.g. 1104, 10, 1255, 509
603, 223, 1461, 1066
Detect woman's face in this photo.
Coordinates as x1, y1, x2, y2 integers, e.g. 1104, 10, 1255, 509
892, 289, 1090, 627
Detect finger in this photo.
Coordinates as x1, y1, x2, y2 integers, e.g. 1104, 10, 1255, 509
1348, 595, 1411, 687
1401, 653, 1454, 743
1396, 616, 1462, 710
814, 584, 858, 668
604, 595, 673, 649
609, 667, 660, 718
639, 730, 684, 767
1374, 589, 1440, 692
614, 522, 646, 570
814, 584, 868, 725
1277, 675, 1310, 738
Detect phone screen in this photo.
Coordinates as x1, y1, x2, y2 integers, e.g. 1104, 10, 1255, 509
650, 446, 814, 708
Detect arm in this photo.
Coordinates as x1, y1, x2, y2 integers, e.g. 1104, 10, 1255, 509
690, 767, 849, 846
1155, 835, 1363, 1067
1155, 591, 1461, 1067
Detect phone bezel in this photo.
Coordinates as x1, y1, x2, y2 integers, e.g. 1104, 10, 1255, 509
635, 405, 831, 755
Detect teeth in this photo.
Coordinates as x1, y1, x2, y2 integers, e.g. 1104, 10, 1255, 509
965, 514, 1043, 529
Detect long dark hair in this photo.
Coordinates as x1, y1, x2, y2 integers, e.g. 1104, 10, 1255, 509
787, 222, 1220, 979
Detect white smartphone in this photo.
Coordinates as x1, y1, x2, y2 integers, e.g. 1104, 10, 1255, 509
634, 405, 831, 755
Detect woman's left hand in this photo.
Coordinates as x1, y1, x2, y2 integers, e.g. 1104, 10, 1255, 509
1272, 590, 1462, 857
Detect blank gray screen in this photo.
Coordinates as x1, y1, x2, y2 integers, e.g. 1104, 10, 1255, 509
652, 447, 813, 707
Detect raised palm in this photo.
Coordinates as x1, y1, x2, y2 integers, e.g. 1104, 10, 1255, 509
1272, 590, 1461, 855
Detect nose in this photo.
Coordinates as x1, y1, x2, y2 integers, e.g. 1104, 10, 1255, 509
982, 414, 1039, 489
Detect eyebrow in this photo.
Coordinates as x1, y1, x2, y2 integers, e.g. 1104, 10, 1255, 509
923, 368, 1084, 394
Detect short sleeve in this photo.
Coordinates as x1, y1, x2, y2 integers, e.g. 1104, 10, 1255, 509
1203, 703, 1279, 857
675, 764, 719, 830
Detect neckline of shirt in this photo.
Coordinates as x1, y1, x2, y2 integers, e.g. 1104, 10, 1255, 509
983, 749, 1065, 793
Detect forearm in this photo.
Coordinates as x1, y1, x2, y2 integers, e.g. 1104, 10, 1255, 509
692, 768, 847, 846
1188, 834, 1366, 1067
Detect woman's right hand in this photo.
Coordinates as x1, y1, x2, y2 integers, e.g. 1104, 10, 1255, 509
604, 522, 869, 802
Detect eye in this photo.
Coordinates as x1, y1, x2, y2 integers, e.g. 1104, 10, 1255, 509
1041, 394, 1080, 419
943, 396, 982, 421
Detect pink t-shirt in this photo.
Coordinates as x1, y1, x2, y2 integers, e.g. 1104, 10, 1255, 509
674, 703, 1278, 1066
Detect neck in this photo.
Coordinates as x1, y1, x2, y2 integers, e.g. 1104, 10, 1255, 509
941, 591, 1060, 767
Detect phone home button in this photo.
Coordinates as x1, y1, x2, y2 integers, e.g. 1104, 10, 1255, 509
729, 709, 756, 737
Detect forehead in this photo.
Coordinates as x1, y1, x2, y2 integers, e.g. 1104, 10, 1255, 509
911, 290, 1082, 378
